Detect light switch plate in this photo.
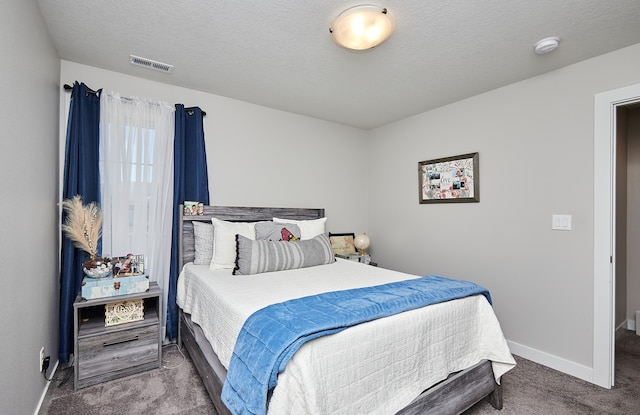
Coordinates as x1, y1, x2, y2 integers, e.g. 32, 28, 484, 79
552, 214, 572, 231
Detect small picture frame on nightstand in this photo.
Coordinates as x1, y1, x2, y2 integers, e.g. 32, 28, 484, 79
329, 233, 356, 255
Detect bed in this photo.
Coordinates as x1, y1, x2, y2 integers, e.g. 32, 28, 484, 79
176, 206, 515, 415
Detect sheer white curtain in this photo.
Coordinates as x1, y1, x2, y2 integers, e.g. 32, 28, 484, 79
99, 92, 175, 339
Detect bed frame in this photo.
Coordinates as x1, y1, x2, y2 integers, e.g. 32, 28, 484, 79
177, 205, 503, 415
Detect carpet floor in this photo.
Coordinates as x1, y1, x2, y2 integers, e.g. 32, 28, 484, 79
40, 330, 640, 415
39, 345, 216, 415
466, 329, 640, 415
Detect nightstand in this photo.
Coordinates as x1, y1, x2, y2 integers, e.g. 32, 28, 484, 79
336, 253, 378, 266
73, 282, 162, 389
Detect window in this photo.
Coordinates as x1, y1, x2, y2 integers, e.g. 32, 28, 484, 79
99, 93, 175, 337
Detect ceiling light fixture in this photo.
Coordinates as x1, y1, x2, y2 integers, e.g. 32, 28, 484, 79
534, 37, 560, 55
329, 5, 394, 51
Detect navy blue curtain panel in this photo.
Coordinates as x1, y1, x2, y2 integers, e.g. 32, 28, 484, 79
59, 82, 102, 363
167, 105, 210, 340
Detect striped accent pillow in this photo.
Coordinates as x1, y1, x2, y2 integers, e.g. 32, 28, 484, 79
192, 221, 214, 265
233, 233, 335, 275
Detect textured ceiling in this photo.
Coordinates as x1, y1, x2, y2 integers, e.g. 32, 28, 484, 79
37, 0, 640, 129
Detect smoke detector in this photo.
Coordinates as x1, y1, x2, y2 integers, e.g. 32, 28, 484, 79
129, 55, 174, 73
534, 37, 560, 55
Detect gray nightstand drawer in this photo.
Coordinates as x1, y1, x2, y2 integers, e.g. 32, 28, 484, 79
78, 324, 158, 380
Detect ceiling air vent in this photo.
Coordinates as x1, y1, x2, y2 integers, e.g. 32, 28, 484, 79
129, 55, 174, 74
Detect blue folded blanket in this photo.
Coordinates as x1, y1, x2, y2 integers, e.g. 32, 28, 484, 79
221, 275, 491, 415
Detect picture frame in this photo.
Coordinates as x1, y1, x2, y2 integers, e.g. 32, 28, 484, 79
184, 201, 204, 215
418, 152, 479, 203
328, 232, 357, 255
111, 254, 145, 277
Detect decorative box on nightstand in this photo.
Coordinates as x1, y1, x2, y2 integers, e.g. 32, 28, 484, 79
73, 282, 162, 389
81, 273, 150, 300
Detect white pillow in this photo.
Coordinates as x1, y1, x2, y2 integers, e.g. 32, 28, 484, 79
210, 218, 257, 270
272, 217, 327, 240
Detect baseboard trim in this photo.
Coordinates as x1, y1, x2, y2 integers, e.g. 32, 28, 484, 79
34, 359, 59, 415
507, 340, 594, 385
627, 317, 637, 333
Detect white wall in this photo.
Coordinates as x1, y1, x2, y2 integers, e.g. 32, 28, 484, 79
60, 61, 370, 235
0, 1, 60, 414
368, 43, 640, 380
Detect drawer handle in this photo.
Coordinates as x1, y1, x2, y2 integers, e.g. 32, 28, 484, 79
103, 336, 139, 347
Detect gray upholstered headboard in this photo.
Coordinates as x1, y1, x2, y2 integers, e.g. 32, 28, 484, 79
178, 205, 325, 270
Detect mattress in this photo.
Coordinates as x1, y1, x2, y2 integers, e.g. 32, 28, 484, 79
177, 259, 515, 415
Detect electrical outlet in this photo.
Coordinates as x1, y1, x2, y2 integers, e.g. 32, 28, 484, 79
39, 347, 45, 372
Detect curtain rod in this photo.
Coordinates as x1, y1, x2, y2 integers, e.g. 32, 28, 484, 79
63, 84, 206, 116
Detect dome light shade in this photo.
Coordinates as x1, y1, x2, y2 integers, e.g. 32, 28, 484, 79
330, 5, 394, 51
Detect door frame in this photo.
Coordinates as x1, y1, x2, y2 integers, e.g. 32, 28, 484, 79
593, 82, 640, 388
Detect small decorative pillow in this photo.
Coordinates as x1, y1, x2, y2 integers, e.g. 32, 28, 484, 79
272, 217, 327, 240
255, 222, 301, 242
192, 221, 214, 265
234, 233, 335, 275
210, 218, 257, 270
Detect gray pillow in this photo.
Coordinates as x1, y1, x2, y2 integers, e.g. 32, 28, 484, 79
255, 222, 301, 242
192, 221, 214, 265
234, 233, 335, 275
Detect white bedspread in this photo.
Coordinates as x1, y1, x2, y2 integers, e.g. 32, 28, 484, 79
177, 259, 515, 415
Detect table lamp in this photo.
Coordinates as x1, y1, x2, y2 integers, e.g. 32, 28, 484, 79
354, 233, 370, 256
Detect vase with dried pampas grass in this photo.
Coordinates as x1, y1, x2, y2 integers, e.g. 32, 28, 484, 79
61, 195, 112, 278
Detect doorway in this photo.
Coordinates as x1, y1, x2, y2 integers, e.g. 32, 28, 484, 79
594, 83, 640, 388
